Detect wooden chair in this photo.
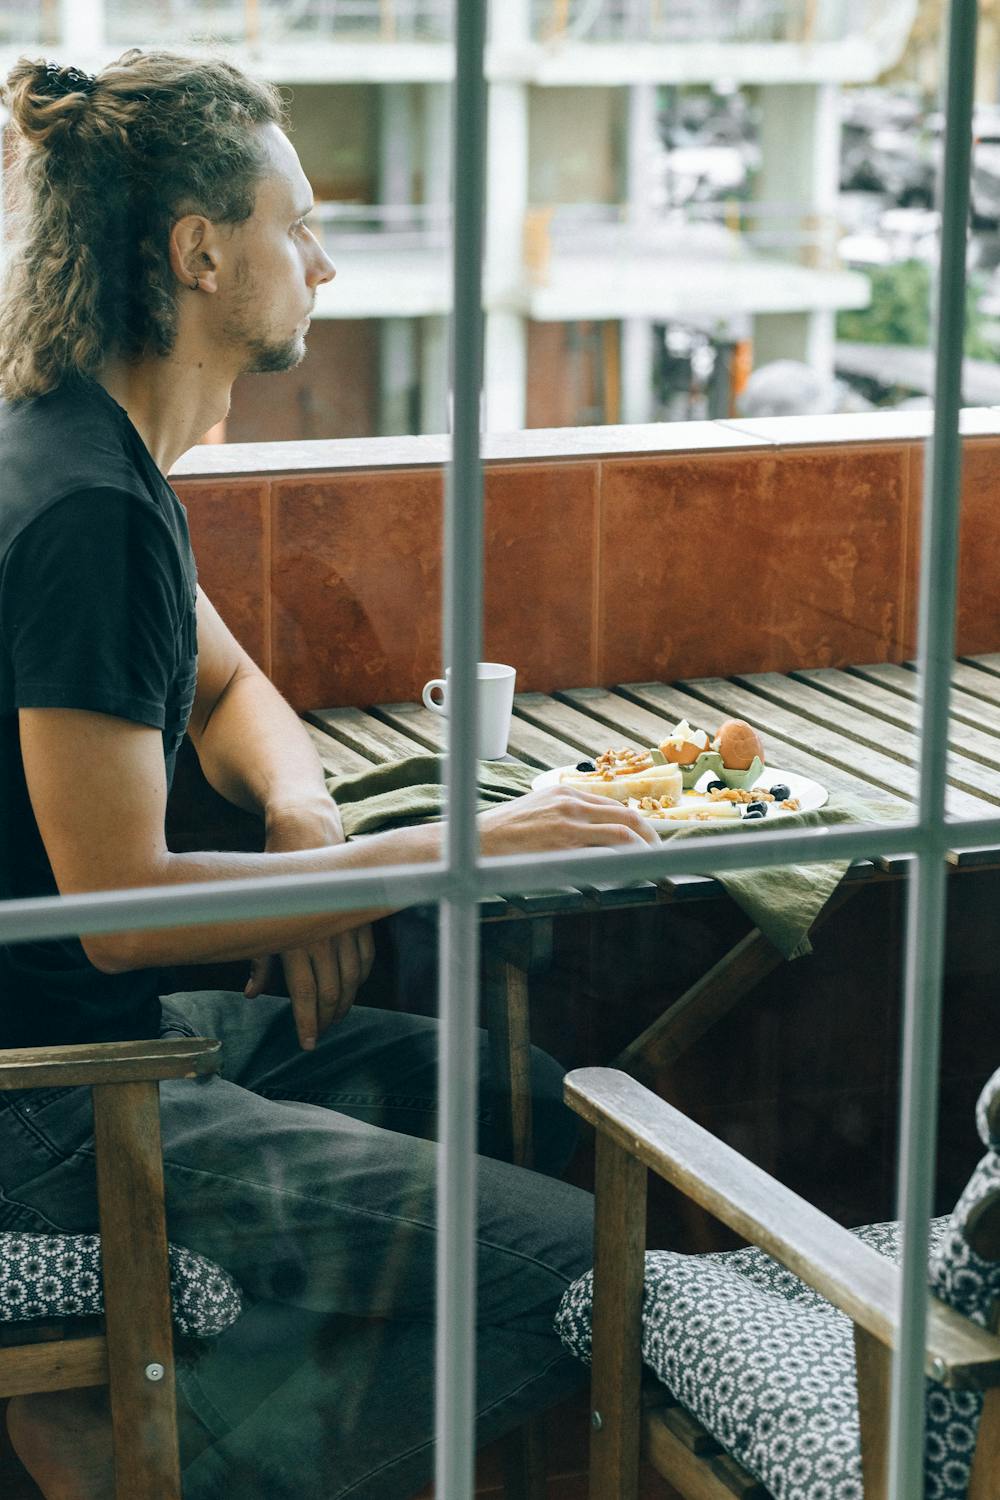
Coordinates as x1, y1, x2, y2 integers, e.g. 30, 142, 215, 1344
0, 1036, 223, 1500
558, 1066, 1000, 1500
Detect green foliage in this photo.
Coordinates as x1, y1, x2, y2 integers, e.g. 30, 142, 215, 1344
836, 259, 998, 361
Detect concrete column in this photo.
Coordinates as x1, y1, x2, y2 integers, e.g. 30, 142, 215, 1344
417, 83, 451, 433
490, 0, 531, 50
751, 308, 836, 377
483, 71, 529, 431
378, 86, 418, 435
381, 319, 418, 434
752, 83, 840, 379
484, 311, 526, 432
61, 0, 104, 53
621, 82, 659, 424
378, 84, 414, 206
421, 82, 451, 209
421, 314, 449, 434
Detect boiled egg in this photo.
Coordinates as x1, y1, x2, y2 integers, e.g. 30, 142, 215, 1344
715, 719, 766, 771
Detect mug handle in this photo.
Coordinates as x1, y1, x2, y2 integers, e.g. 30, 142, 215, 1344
422, 679, 448, 715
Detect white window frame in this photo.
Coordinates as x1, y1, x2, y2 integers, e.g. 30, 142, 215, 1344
0, 2, 983, 1494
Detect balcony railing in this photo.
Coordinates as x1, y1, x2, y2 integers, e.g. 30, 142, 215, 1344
0, 0, 908, 53
523, 201, 840, 284
104, 0, 452, 46
531, 0, 882, 46
309, 201, 451, 252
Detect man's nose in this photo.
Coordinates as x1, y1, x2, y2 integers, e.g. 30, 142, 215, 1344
312, 248, 336, 286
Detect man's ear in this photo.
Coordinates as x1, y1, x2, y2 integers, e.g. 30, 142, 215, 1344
169, 214, 221, 294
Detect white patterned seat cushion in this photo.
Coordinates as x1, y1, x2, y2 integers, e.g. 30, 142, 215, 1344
558, 1068, 1000, 1500
0, 1232, 243, 1339
556, 1218, 987, 1500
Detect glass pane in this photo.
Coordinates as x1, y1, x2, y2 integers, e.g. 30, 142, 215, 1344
0, 3, 995, 1499
0, 19, 466, 1500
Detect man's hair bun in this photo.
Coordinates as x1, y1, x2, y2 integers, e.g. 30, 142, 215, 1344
0, 48, 287, 400
35, 62, 98, 98
3, 59, 98, 146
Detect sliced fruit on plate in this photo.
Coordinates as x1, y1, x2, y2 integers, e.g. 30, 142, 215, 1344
558, 761, 683, 805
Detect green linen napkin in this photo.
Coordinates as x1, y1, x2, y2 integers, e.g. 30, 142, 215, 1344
656, 793, 905, 960
326, 755, 536, 838
325, 755, 901, 962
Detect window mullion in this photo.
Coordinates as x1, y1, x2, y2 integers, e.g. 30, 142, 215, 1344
438, 3, 489, 1498
890, 3, 978, 1495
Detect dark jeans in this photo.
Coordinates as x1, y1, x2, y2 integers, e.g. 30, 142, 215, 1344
0, 984, 594, 1498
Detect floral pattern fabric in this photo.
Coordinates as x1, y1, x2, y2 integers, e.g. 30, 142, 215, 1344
0, 1231, 243, 1338
556, 1067, 1000, 1500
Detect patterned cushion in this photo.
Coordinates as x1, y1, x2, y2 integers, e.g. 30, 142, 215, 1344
0, 1232, 243, 1339
556, 1066, 1000, 1500
975, 1066, 1000, 1149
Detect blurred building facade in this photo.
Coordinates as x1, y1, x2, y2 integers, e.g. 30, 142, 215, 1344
0, 0, 918, 437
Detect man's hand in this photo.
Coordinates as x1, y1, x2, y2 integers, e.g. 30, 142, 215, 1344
245, 800, 376, 1049
478, 785, 659, 855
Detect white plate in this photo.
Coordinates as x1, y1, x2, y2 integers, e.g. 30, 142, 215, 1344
531, 765, 828, 821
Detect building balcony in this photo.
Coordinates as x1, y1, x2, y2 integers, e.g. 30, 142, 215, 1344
3, 0, 917, 84
531, 0, 891, 47
306, 200, 869, 323
103, 0, 452, 45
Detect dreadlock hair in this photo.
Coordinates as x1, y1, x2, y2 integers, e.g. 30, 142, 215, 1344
0, 50, 287, 400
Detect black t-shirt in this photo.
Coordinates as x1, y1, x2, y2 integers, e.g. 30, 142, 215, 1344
0, 377, 198, 1047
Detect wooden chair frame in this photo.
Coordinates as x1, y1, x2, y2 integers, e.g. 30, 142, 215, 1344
0, 1036, 220, 1500
566, 1067, 1000, 1500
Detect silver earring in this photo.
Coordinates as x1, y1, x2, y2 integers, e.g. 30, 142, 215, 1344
190, 276, 199, 290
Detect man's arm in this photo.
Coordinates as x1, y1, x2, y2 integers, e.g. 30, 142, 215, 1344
18, 703, 438, 975
21, 705, 654, 969
186, 589, 338, 831
186, 588, 372, 1039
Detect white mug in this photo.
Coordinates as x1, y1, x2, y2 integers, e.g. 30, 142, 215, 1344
421, 662, 516, 760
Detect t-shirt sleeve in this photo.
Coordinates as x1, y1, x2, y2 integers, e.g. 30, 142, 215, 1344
1, 488, 189, 730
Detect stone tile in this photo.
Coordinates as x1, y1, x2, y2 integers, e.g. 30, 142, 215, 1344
270, 468, 444, 710
905, 437, 1000, 659
719, 407, 1000, 448
170, 419, 771, 482
956, 438, 1000, 658
173, 478, 270, 672
598, 445, 911, 684
483, 462, 599, 692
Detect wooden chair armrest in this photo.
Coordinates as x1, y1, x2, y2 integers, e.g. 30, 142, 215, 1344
566, 1067, 1000, 1391
0, 1037, 221, 1090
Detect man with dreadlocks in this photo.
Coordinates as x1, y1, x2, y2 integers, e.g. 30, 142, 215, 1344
0, 49, 656, 1500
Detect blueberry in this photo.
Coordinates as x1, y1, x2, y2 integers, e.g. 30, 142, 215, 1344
744, 806, 767, 820
706, 779, 726, 793
769, 783, 791, 802
576, 760, 596, 773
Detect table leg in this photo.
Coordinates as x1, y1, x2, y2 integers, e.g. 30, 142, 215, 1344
500, 1415, 548, 1500
484, 960, 535, 1171
482, 927, 554, 1500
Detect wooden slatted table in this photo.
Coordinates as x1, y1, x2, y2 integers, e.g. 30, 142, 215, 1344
307, 654, 1000, 1167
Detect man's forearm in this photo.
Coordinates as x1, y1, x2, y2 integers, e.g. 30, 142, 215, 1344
192, 661, 333, 821
88, 822, 439, 974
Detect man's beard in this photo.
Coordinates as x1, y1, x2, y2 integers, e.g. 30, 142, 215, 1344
223, 259, 308, 375
241, 329, 307, 374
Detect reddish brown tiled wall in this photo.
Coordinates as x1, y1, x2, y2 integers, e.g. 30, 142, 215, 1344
905, 438, 1000, 659
179, 478, 271, 674
175, 434, 1000, 712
